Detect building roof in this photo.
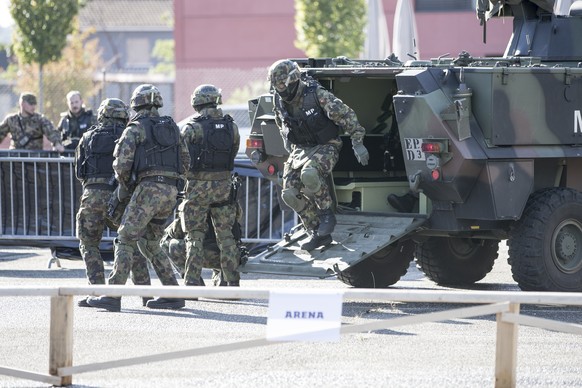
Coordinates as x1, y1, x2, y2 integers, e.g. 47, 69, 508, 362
79, 0, 173, 31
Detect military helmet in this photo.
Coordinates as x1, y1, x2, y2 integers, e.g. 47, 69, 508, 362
191, 84, 222, 108
97, 98, 129, 122
268, 59, 301, 91
130, 84, 163, 109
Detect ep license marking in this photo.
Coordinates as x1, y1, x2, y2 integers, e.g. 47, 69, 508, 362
404, 138, 426, 161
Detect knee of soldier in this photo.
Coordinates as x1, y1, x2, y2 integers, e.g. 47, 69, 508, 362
300, 166, 321, 193
281, 187, 306, 212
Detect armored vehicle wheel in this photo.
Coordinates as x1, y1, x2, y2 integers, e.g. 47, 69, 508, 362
508, 188, 582, 292
337, 240, 414, 288
415, 237, 499, 286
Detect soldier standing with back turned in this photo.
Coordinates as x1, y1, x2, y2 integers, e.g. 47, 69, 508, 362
181, 84, 241, 290
75, 98, 152, 308
87, 84, 190, 312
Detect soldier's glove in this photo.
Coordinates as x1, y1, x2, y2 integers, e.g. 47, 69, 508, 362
117, 185, 130, 202
351, 139, 369, 166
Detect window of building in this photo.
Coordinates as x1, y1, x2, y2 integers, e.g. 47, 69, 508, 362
416, 0, 475, 12
126, 38, 150, 68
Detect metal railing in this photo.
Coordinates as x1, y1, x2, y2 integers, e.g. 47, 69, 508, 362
0, 150, 296, 248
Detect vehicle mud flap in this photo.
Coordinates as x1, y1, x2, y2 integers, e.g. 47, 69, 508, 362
239, 212, 427, 278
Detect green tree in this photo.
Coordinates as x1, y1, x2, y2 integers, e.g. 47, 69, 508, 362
150, 10, 175, 77
295, 0, 366, 58
16, 23, 102, 125
10, 0, 79, 112
150, 39, 175, 77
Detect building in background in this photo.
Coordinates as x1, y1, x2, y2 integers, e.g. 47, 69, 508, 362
78, 0, 175, 116
173, 0, 513, 121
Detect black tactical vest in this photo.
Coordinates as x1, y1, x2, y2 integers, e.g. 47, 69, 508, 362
276, 83, 339, 147
188, 115, 235, 172
62, 110, 94, 148
133, 116, 182, 175
77, 123, 122, 180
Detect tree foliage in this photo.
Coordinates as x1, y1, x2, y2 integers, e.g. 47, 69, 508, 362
10, 0, 79, 66
150, 39, 175, 77
295, 0, 367, 58
16, 24, 102, 124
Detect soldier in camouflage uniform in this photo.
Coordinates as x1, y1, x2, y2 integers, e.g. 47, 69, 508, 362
0, 92, 65, 152
268, 59, 369, 251
161, 184, 247, 286
87, 84, 190, 312
181, 84, 241, 289
58, 90, 97, 150
75, 98, 153, 308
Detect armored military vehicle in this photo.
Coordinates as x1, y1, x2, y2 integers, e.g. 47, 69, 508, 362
242, 0, 582, 292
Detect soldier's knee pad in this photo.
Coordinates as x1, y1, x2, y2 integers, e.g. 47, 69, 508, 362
281, 187, 306, 212
300, 166, 321, 193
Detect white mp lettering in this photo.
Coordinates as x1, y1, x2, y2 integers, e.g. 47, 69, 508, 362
575, 110, 582, 134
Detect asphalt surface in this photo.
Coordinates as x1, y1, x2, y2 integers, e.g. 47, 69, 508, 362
0, 242, 581, 388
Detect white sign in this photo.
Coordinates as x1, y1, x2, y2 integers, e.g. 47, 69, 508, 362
266, 290, 344, 342
404, 138, 426, 161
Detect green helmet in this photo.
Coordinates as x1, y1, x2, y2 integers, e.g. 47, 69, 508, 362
191, 84, 222, 108
268, 59, 301, 90
130, 84, 163, 109
97, 98, 129, 122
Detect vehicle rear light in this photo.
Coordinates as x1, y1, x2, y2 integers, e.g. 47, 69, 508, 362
421, 142, 442, 153
246, 138, 263, 149
267, 164, 277, 175
431, 169, 441, 180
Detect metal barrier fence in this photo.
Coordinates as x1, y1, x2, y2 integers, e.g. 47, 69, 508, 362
0, 150, 296, 250
0, 286, 581, 387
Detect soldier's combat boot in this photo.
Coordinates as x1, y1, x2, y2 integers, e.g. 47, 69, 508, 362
77, 297, 91, 307
86, 296, 121, 312
387, 192, 416, 213
317, 208, 337, 236
300, 232, 333, 251
146, 297, 185, 310
142, 297, 154, 306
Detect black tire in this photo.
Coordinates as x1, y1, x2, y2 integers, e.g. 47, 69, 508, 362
508, 188, 582, 292
337, 240, 415, 288
415, 237, 499, 286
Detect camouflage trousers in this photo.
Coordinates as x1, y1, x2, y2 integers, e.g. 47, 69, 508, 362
160, 224, 225, 286
283, 143, 340, 231
108, 181, 178, 286
76, 188, 150, 285
181, 179, 239, 284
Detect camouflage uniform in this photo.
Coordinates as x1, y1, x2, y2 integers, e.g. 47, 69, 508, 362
75, 99, 150, 295
111, 121, 189, 287
58, 107, 97, 150
269, 59, 369, 250
0, 93, 63, 150
161, 196, 245, 285
88, 84, 190, 312
181, 84, 241, 286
